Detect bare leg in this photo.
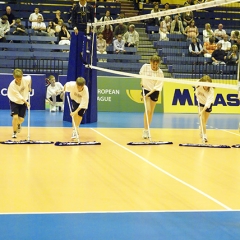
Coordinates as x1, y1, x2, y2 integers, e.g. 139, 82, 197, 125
72, 115, 83, 134
143, 97, 157, 130
202, 111, 210, 135
12, 115, 24, 133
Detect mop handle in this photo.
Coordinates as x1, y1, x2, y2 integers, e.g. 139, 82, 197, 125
27, 92, 30, 141
66, 94, 80, 143
197, 99, 205, 143
142, 87, 152, 141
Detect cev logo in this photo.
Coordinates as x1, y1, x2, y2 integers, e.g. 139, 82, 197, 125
126, 90, 162, 104
1, 88, 35, 97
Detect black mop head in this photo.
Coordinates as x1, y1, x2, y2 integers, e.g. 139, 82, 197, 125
55, 141, 101, 146
179, 143, 231, 148
127, 141, 173, 146
1, 140, 54, 144
232, 144, 240, 148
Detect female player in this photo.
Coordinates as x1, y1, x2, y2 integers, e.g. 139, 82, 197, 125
195, 75, 214, 142
64, 77, 89, 140
140, 55, 164, 139
7, 69, 31, 138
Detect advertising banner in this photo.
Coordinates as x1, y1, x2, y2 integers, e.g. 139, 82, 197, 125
163, 82, 240, 113
97, 77, 164, 112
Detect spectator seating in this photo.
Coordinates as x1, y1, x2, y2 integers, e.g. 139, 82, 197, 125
97, 62, 144, 73
172, 73, 237, 79
168, 64, 237, 74
154, 40, 189, 49
97, 54, 141, 62
106, 45, 137, 54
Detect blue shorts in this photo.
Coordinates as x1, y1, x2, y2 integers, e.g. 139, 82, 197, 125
199, 103, 213, 113
71, 100, 86, 117
10, 101, 27, 118
142, 89, 160, 102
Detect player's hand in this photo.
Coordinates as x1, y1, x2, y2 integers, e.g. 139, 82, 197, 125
74, 28, 78, 35
26, 102, 30, 109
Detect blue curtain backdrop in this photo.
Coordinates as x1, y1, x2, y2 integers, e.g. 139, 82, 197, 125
63, 32, 97, 124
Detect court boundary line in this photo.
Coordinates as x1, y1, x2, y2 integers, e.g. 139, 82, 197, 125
91, 128, 232, 210
0, 209, 239, 215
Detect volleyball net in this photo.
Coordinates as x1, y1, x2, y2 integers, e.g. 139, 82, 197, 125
87, 0, 240, 92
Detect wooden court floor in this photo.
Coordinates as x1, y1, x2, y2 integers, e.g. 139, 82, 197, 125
0, 126, 239, 214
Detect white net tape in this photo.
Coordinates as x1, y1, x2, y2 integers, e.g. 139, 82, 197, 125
90, 65, 238, 90
88, 0, 240, 28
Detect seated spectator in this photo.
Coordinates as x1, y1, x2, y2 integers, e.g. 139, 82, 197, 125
114, 23, 127, 38
148, 3, 161, 26
102, 24, 113, 46
12, 19, 27, 36
47, 21, 56, 37
92, 18, 102, 35
211, 42, 227, 65
97, 33, 107, 62
203, 23, 214, 42
226, 44, 239, 65
113, 34, 125, 54
58, 24, 70, 46
184, 0, 194, 5
170, 14, 184, 34
184, 20, 199, 41
5, 6, 15, 28
0, 15, 10, 35
116, 12, 127, 26
53, 10, 62, 26
55, 19, 64, 34
214, 24, 226, 42
29, 8, 44, 23
32, 15, 48, 36
0, 27, 6, 43
99, 10, 114, 31
218, 34, 231, 52
230, 30, 239, 44
203, 36, 217, 58
182, 10, 194, 27
159, 16, 171, 41
189, 37, 203, 57
123, 24, 139, 47
46, 75, 64, 112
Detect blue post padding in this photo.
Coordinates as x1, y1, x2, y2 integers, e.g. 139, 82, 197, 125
63, 32, 97, 124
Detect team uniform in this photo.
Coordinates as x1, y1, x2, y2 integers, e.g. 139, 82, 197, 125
140, 63, 164, 101
64, 81, 89, 116
195, 85, 214, 112
7, 75, 31, 118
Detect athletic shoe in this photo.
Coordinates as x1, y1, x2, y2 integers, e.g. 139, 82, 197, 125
51, 106, 56, 112
203, 134, 208, 142
142, 130, 149, 139
17, 124, 21, 133
12, 132, 17, 138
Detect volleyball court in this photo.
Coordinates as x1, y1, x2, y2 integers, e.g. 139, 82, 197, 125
89, 0, 240, 148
